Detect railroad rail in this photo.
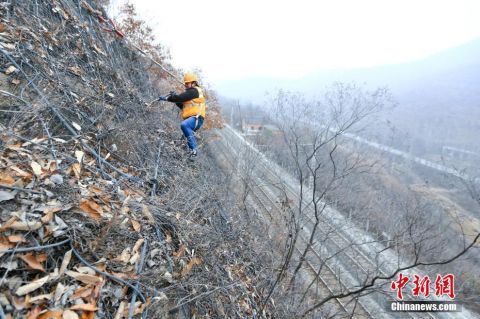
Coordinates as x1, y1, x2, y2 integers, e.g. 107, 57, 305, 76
210, 125, 464, 318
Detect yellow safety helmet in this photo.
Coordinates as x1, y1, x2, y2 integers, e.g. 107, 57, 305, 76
184, 72, 198, 84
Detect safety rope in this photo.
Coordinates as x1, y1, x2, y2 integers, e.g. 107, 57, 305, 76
128, 42, 183, 85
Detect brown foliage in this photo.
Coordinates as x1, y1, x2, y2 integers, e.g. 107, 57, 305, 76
117, 3, 174, 81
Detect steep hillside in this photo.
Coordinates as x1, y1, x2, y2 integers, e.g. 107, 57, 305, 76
0, 1, 273, 318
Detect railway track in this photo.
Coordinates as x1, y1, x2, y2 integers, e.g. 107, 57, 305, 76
251, 173, 374, 318
210, 125, 464, 318
212, 130, 375, 318
251, 173, 434, 319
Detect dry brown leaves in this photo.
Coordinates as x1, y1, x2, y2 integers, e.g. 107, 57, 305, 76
131, 219, 141, 232
4, 65, 17, 75
0, 133, 150, 318
180, 257, 202, 277
18, 253, 46, 272
66, 271, 103, 285
79, 199, 103, 221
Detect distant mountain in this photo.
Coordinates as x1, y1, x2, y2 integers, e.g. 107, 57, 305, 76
216, 38, 480, 155
217, 38, 480, 101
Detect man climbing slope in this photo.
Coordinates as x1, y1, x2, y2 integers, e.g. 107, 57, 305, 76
159, 73, 207, 161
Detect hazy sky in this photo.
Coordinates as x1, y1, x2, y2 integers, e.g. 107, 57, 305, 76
109, 0, 480, 84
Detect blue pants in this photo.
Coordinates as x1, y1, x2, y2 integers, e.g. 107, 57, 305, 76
180, 116, 204, 150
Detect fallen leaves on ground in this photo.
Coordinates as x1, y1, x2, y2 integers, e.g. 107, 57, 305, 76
0, 133, 157, 317
19, 253, 46, 272
66, 271, 103, 285
5, 65, 17, 75
30, 161, 43, 177
180, 257, 202, 277
16, 275, 50, 296
78, 199, 102, 221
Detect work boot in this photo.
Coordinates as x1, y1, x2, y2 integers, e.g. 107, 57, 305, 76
188, 149, 197, 162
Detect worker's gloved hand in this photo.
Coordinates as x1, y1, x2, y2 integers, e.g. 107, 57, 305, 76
158, 96, 168, 101
169, 90, 177, 97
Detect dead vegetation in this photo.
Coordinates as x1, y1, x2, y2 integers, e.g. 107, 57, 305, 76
0, 1, 272, 318
227, 87, 480, 317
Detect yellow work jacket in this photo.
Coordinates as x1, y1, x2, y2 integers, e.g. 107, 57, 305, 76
182, 87, 206, 119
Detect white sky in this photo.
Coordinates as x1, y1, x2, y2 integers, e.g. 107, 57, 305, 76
109, 0, 480, 84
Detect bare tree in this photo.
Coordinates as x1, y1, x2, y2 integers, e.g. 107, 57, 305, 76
244, 83, 480, 318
